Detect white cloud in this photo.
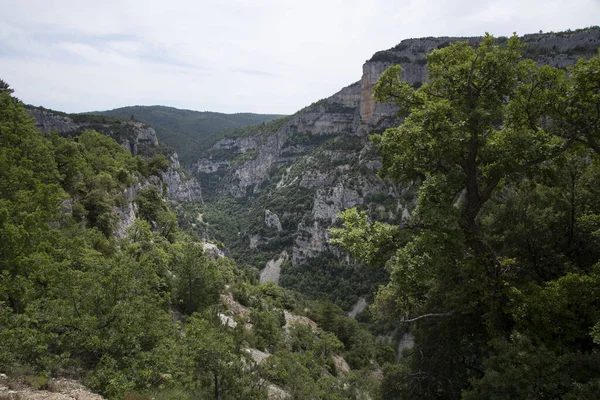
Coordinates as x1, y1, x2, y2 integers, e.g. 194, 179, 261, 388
1, 0, 599, 114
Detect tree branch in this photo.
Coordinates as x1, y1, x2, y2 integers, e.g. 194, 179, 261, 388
401, 311, 455, 323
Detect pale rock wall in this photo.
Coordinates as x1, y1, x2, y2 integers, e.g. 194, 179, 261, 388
188, 28, 600, 270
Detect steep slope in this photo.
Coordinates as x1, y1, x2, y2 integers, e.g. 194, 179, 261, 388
3, 85, 381, 399
26, 106, 203, 204
90, 105, 284, 164
191, 27, 600, 309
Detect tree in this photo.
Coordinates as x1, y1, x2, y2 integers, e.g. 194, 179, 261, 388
183, 316, 263, 400
370, 33, 567, 334
555, 50, 600, 154
332, 34, 600, 398
172, 242, 222, 315
0, 79, 14, 94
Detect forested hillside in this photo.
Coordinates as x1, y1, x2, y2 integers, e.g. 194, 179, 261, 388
0, 80, 382, 399
186, 27, 600, 315
332, 34, 600, 398
2, 27, 600, 400
90, 106, 283, 164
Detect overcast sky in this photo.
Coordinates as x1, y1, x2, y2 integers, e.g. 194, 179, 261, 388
1, 0, 599, 115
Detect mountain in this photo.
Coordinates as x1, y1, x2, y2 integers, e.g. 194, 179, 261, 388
4, 85, 380, 399
188, 27, 600, 309
26, 106, 203, 205
89, 105, 284, 164
6, 26, 600, 399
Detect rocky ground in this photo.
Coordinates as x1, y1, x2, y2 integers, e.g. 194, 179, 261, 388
0, 374, 103, 400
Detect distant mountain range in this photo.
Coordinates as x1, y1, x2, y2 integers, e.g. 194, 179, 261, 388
89, 105, 284, 164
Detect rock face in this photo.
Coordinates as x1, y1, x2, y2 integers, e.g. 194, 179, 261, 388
264, 210, 283, 231
27, 108, 202, 202
26, 107, 203, 238
260, 251, 288, 284
27, 108, 159, 156
348, 297, 368, 318
160, 153, 203, 203
190, 28, 600, 285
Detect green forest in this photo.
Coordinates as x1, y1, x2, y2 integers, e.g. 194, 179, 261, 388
0, 79, 382, 399
332, 34, 600, 398
1, 31, 600, 400
90, 106, 283, 165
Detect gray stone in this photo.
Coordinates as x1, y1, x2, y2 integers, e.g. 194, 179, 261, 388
264, 209, 283, 231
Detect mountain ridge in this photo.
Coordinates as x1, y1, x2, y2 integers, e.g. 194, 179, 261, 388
89, 105, 284, 164
188, 26, 600, 308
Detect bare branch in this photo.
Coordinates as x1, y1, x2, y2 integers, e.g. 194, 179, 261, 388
401, 311, 455, 323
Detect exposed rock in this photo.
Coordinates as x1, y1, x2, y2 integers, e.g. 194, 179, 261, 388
27, 107, 202, 205
283, 310, 318, 332
264, 209, 283, 231
119, 122, 159, 155
114, 185, 138, 238
220, 292, 251, 318
292, 220, 331, 267
193, 158, 230, 173
397, 331, 415, 359
0, 377, 104, 400
332, 354, 351, 376
26, 108, 159, 155
203, 242, 225, 258
312, 184, 364, 223
161, 153, 203, 203
244, 348, 270, 365
260, 251, 288, 284
348, 297, 368, 318
370, 366, 385, 382
189, 28, 600, 271
267, 384, 291, 400
218, 313, 238, 329
249, 234, 262, 249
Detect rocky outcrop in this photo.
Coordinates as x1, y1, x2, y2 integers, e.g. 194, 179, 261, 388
189, 28, 600, 276
0, 375, 104, 400
203, 241, 225, 258
27, 107, 203, 206
114, 185, 138, 238
348, 297, 368, 318
332, 354, 351, 375
161, 153, 203, 203
260, 251, 288, 284
27, 108, 159, 155
265, 210, 283, 231
27, 107, 204, 241
292, 220, 332, 267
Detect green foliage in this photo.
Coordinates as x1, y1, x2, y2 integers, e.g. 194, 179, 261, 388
250, 308, 284, 350
148, 153, 170, 175
464, 334, 600, 400
135, 185, 179, 240
510, 272, 600, 351
280, 252, 387, 310
171, 242, 223, 315
90, 105, 284, 164
330, 208, 402, 267
333, 35, 600, 398
2, 82, 382, 400
182, 315, 265, 399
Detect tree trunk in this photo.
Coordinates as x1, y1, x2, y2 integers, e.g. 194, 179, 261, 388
214, 373, 219, 400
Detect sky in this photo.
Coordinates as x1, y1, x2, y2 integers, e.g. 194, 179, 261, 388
1, 0, 599, 115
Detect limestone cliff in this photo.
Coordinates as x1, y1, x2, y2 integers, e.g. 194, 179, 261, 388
190, 27, 600, 302
26, 107, 202, 205
26, 107, 203, 238
27, 107, 159, 155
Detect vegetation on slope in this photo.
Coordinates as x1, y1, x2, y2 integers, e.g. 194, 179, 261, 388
90, 105, 284, 164
333, 35, 600, 398
0, 80, 381, 399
